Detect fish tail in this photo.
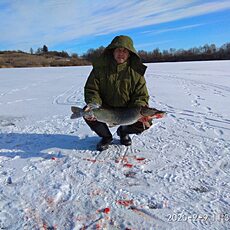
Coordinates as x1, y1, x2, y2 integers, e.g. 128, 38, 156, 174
70, 106, 84, 119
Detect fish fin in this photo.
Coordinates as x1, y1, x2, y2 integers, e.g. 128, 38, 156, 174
107, 122, 118, 127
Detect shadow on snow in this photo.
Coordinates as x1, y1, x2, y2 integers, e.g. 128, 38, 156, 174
0, 132, 99, 159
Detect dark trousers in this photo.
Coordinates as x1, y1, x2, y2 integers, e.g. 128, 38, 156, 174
84, 118, 151, 138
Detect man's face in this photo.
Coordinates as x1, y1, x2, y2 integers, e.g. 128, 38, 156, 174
113, 48, 130, 64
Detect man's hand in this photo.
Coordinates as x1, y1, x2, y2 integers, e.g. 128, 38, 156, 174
138, 116, 152, 128
84, 105, 97, 121
138, 116, 151, 123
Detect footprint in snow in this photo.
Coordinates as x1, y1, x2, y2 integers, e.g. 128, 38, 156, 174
205, 106, 212, 112
191, 186, 210, 193
191, 99, 200, 107
214, 129, 224, 136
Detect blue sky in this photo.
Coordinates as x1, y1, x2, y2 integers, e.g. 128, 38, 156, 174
0, 0, 230, 55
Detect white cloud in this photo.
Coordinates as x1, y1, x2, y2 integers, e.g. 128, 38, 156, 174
1, 0, 230, 50
142, 23, 204, 35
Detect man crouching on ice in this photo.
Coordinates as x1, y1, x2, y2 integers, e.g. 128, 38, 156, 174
83, 35, 152, 151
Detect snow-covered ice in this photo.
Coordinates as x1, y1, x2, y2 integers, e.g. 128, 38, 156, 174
0, 61, 229, 229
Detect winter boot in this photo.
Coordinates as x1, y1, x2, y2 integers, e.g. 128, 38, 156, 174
117, 126, 132, 146
84, 118, 113, 151
96, 136, 113, 151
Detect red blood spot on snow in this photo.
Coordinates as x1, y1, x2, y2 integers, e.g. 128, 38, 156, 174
51, 157, 57, 160
83, 158, 97, 163
123, 163, 133, 168
116, 200, 134, 207
115, 156, 129, 164
135, 157, 145, 161
103, 207, 110, 214
96, 223, 101, 229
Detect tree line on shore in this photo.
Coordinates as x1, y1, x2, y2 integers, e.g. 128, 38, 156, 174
32, 42, 230, 63
82, 42, 230, 63
0, 42, 229, 68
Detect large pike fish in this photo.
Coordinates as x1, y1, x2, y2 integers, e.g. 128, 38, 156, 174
70, 106, 165, 127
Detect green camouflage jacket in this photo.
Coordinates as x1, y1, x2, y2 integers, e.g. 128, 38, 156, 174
84, 35, 149, 108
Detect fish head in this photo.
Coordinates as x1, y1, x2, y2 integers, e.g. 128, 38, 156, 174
140, 106, 166, 118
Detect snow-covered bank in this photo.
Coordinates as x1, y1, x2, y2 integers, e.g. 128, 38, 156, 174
0, 61, 230, 229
